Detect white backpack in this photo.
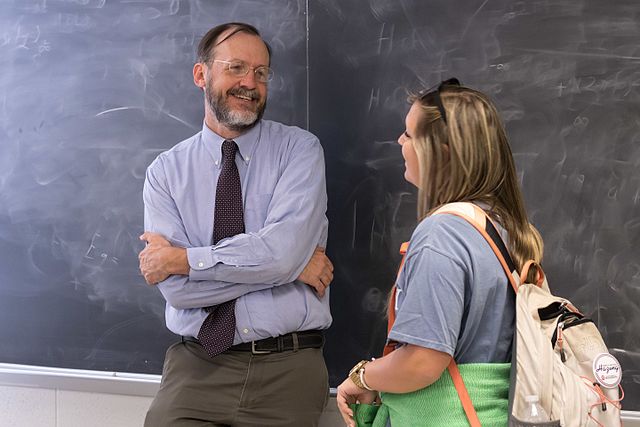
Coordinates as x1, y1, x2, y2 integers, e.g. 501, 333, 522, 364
436, 203, 623, 427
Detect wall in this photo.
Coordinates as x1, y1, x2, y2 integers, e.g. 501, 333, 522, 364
0, 364, 345, 427
0, 367, 639, 426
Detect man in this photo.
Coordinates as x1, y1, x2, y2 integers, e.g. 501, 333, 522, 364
139, 22, 334, 426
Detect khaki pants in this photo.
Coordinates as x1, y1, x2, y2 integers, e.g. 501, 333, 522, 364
145, 340, 329, 427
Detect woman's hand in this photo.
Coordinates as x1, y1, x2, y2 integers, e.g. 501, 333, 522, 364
335, 345, 450, 426
336, 377, 378, 427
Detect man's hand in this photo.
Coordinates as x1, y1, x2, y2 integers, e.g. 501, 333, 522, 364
138, 232, 189, 285
297, 247, 334, 297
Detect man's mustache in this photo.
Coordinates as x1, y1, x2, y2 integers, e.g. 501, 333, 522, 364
228, 87, 260, 101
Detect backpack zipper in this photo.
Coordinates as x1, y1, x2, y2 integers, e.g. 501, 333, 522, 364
551, 316, 595, 363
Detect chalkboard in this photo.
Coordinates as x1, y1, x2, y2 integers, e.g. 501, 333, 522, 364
309, 0, 640, 411
0, 0, 308, 374
1, 0, 639, 412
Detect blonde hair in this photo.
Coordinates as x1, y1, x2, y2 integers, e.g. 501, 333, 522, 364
409, 85, 543, 271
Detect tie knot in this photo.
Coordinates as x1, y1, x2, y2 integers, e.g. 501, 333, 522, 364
222, 140, 238, 159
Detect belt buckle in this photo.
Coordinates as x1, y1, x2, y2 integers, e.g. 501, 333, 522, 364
251, 341, 271, 355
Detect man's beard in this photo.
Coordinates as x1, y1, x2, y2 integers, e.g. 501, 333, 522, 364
206, 83, 266, 132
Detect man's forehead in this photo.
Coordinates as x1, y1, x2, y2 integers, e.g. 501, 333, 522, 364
216, 27, 242, 44
216, 29, 264, 50
214, 30, 269, 62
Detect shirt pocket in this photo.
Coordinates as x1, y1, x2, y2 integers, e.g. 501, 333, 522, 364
244, 193, 272, 230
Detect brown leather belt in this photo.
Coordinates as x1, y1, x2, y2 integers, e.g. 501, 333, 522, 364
181, 330, 324, 355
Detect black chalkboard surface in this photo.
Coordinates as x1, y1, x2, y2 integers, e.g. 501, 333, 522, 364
310, 0, 640, 411
1, 0, 639, 412
0, 0, 308, 373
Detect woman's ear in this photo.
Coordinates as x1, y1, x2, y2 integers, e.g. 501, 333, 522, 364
193, 63, 206, 90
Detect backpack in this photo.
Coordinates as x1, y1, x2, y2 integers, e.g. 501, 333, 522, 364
432, 203, 624, 426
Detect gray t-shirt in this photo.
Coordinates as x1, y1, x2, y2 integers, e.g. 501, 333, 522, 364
388, 213, 514, 363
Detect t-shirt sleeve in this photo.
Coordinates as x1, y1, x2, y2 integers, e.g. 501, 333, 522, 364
387, 245, 467, 356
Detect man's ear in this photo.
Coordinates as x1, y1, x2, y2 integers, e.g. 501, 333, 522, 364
193, 63, 206, 90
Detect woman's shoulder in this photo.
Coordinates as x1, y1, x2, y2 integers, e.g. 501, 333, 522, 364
408, 213, 489, 262
411, 213, 478, 243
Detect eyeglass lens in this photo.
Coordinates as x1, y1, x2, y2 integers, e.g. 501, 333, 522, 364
223, 60, 273, 82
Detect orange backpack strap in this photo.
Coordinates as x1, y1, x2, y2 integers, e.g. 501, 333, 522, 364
448, 360, 482, 427
520, 259, 545, 288
434, 203, 520, 427
382, 241, 409, 357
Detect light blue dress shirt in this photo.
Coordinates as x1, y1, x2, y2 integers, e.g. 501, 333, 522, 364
143, 120, 331, 344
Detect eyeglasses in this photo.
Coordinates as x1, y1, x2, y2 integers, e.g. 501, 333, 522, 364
419, 77, 461, 124
213, 59, 274, 83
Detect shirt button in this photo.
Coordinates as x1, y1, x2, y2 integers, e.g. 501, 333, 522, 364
197, 261, 204, 268
243, 328, 249, 334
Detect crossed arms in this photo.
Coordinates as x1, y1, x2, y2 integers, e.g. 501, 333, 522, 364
139, 235, 333, 297
138, 137, 334, 309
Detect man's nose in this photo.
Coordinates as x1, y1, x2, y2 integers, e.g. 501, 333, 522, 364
239, 70, 258, 88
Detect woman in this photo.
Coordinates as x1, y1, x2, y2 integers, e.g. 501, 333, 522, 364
336, 79, 543, 426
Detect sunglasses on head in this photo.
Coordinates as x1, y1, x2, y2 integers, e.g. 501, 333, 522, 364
419, 78, 461, 124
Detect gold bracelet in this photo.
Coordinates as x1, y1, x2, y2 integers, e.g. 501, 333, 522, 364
359, 366, 374, 391
348, 360, 369, 389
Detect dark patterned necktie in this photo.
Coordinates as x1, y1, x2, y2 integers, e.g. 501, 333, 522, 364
197, 140, 244, 358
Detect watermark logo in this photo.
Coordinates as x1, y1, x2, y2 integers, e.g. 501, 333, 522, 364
592, 353, 622, 389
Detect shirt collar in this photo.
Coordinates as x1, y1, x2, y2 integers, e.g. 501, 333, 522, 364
201, 121, 261, 166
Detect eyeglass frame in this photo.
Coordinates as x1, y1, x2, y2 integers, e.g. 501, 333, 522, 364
212, 59, 274, 83
419, 78, 462, 124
